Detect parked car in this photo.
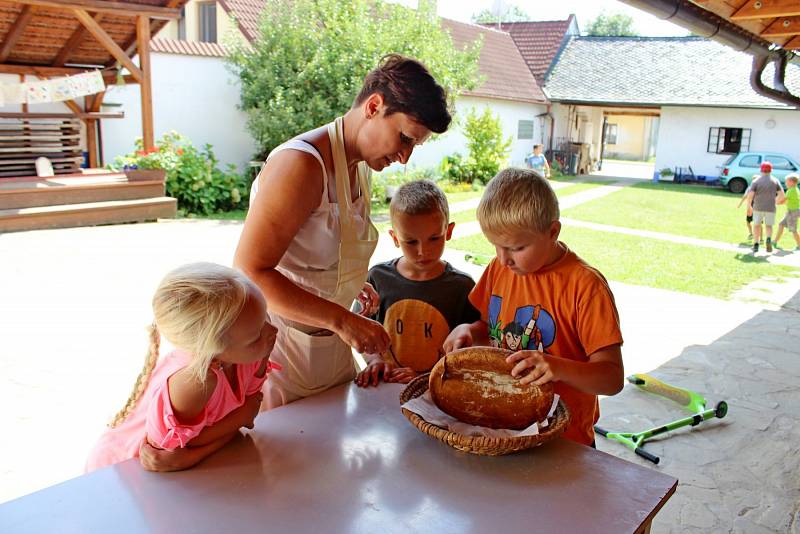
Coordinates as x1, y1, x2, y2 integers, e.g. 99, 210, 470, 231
719, 152, 800, 194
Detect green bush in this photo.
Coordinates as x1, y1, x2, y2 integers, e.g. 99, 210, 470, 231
439, 107, 511, 184
111, 132, 249, 216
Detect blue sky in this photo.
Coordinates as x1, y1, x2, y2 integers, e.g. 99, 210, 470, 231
394, 0, 690, 36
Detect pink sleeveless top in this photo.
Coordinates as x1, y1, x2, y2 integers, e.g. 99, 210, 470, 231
85, 351, 268, 472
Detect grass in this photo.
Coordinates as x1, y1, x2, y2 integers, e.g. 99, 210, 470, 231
562, 182, 752, 244
448, 226, 799, 300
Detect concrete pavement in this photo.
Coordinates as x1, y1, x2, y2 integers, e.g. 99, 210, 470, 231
1, 205, 798, 532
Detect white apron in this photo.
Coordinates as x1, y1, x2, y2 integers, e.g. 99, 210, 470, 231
263, 117, 378, 409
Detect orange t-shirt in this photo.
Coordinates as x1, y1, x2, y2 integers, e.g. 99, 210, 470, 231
469, 244, 623, 445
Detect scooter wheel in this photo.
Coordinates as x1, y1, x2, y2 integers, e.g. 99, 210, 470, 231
715, 401, 728, 419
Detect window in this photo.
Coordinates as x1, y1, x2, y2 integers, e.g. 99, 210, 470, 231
177, 7, 186, 40
199, 2, 217, 43
739, 155, 761, 168
765, 155, 796, 171
604, 123, 618, 145
517, 120, 534, 140
707, 127, 751, 154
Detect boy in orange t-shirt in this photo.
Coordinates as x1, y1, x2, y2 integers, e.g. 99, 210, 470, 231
443, 168, 624, 446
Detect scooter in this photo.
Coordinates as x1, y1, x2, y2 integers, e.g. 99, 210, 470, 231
594, 373, 728, 464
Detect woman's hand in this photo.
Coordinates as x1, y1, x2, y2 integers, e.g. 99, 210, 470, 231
355, 282, 380, 317
334, 312, 390, 355
237, 392, 264, 430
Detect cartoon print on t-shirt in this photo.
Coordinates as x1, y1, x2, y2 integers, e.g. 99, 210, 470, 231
383, 299, 449, 371
488, 297, 556, 351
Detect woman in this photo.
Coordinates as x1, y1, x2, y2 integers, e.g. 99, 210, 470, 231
234, 55, 451, 408
139, 55, 451, 470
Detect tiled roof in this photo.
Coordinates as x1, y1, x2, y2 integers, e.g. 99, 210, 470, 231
218, 0, 263, 42
544, 36, 800, 109
150, 38, 227, 57
480, 16, 575, 85
442, 18, 546, 103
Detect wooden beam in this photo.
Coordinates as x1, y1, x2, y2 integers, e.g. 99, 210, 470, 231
13, 0, 179, 20
137, 15, 154, 151
0, 63, 95, 76
111, 0, 183, 69
72, 8, 143, 83
732, 0, 800, 21
603, 111, 662, 117
0, 6, 36, 63
101, 73, 138, 85
761, 15, 800, 36
785, 35, 800, 47
53, 13, 104, 67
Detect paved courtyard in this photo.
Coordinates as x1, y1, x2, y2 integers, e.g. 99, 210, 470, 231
1, 209, 798, 532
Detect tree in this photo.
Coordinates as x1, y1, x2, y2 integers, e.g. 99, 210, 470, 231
586, 12, 639, 37
472, 3, 530, 24
227, 0, 482, 159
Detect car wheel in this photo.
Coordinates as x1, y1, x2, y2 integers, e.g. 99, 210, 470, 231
728, 178, 747, 194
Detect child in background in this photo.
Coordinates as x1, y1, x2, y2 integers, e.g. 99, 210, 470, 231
774, 173, 800, 251
355, 180, 480, 387
443, 168, 624, 446
737, 182, 755, 241
86, 263, 279, 472
525, 144, 551, 178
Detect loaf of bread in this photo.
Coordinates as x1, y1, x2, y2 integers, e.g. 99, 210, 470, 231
428, 346, 554, 430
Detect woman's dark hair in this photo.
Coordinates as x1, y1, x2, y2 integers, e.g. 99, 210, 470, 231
354, 54, 451, 134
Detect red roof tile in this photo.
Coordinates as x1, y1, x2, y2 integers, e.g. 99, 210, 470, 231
150, 38, 227, 57
218, 0, 264, 42
442, 19, 546, 103
481, 17, 576, 85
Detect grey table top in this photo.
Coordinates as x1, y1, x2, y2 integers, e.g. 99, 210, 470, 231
1, 382, 677, 533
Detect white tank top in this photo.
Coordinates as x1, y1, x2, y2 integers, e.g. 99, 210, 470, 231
249, 139, 369, 285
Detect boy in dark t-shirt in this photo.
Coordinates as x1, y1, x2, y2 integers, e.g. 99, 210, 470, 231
355, 180, 480, 387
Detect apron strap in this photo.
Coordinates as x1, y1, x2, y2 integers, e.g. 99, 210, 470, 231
327, 117, 372, 241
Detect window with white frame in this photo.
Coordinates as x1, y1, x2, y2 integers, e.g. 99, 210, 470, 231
517, 120, 534, 140
707, 127, 751, 154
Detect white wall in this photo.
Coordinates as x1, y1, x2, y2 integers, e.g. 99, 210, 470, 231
655, 106, 800, 178
402, 95, 547, 172
101, 53, 257, 172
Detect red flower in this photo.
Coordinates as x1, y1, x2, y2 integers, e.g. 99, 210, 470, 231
176, 149, 184, 156
136, 150, 146, 156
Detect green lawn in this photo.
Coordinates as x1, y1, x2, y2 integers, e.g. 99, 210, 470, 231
449, 226, 799, 300
554, 182, 608, 198
562, 182, 752, 244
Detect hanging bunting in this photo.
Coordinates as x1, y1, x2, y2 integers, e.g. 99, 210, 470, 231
0, 70, 105, 106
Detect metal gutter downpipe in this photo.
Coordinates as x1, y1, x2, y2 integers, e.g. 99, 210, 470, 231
617, 0, 800, 107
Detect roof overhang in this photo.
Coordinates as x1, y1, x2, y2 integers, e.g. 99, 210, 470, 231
616, 0, 800, 106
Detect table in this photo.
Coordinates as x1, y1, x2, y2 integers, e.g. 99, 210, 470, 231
0, 383, 677, 533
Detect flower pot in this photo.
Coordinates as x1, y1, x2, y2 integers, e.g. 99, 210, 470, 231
124, 169, 166, 182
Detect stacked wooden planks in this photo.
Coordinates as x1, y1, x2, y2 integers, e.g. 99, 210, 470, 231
0, 118, 83, 178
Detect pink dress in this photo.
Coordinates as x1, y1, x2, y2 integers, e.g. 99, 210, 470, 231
86, 350, 269, 472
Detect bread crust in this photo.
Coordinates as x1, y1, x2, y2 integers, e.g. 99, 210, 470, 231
428, 346, 555, 430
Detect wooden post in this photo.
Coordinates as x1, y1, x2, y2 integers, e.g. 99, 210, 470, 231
137, 15, 154, 151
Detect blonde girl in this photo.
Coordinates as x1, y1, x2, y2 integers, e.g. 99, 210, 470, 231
86, 262, 279, 472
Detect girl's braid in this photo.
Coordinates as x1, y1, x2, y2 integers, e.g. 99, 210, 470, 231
108, 323, 161, 428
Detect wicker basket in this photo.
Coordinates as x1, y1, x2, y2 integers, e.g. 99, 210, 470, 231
400, 373, 570, 456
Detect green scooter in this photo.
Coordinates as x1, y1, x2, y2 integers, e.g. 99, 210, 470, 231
594, 374, 728, 464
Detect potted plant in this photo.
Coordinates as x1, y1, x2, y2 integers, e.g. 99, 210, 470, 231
123, 164, 166, 182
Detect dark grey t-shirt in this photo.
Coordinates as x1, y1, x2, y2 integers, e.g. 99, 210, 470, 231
751, 174, 782, 213
365, 259, 481, 372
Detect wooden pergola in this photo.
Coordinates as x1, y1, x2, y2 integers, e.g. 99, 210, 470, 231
0, 0, 187, 168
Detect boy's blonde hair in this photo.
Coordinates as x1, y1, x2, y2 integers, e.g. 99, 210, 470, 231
477, 168, 559, 236
109, 262, 251, 427
786, 173, 799, 186
389, 179, 449, 222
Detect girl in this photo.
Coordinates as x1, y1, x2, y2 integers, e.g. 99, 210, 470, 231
86, 262, 279, 472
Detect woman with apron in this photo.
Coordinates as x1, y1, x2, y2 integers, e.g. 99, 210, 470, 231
235, 55, 451, 408
139, 55, 451, 471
